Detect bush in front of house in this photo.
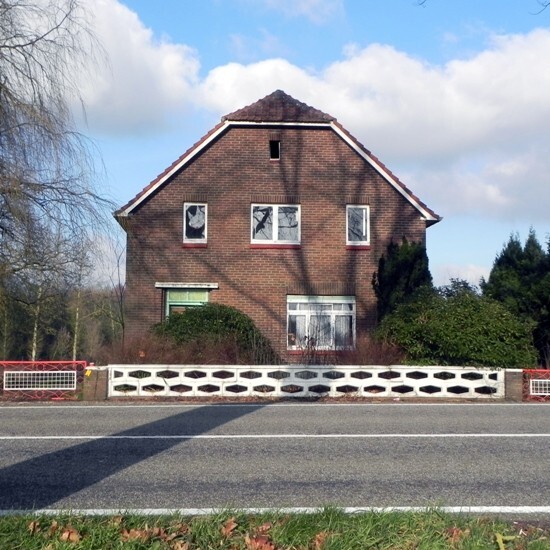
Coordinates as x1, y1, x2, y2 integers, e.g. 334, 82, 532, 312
153, 303, 279, 365
376, 280, 538, 368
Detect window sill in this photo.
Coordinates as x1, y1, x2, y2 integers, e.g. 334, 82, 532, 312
346, 245, 371, 250
250, 244, 301, 249
182, 243, 207, 248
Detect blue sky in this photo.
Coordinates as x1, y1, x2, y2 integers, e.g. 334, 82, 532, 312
82, 0, 550, 285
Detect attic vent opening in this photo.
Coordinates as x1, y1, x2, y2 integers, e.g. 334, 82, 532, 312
269, 140, 280, 160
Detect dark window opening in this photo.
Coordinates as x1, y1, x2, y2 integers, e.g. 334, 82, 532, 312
269, 140, 280, 160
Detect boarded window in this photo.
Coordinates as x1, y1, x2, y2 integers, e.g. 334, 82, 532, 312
184, 203, 207, 243
252, 204, 300, 244
346, 205, 370, 245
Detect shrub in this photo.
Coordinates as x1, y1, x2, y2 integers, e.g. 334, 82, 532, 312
376, 282, 538, 367
337, 334, 406, 365
152, 303, 279, 365
96, 333, 187, 365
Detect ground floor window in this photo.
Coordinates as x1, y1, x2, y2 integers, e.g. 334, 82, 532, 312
165, 289, 209, 316
156, 282, 218, 317
287, 295, 356, 350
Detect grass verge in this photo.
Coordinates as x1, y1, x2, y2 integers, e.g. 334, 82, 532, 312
0, 508, 548, 549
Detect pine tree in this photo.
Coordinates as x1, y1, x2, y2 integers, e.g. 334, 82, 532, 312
372, 238, 433, 321
482, 229, 550, 366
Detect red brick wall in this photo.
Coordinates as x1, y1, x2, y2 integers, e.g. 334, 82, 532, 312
124, 125, 427, 359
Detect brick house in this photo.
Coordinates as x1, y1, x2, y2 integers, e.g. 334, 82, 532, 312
115, 90, 440, 361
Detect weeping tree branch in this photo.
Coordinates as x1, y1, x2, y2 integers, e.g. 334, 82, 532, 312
0, 0, 114, 276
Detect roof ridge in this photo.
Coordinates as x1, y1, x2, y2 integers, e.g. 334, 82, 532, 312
222, 89, 335, 123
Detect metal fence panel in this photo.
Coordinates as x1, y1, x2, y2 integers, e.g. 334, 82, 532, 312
523, 369, 550, 401
4, 371, 77, 391
0, 361, 87, 400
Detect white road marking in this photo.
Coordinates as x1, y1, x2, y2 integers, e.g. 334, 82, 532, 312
1, 506, 550, 516
0, 402, 545, 409
1, 433, 549, 440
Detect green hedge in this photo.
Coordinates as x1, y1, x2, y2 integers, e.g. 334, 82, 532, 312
153, 303, 279, 364
376, 285, 537, 367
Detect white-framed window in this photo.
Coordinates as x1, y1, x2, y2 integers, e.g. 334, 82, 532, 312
251, 204, 300, 244
287, 295, 356, 350
164, 289, 209, 316
183, 203, 207, 243
346, 205, 370, 246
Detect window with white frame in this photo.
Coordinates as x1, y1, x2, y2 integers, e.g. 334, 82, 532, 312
183, 203, 207, 243
251, 204, 300, 244
164, 289, 209, 316
287, 295, 356, 350
346, 205, 370, 245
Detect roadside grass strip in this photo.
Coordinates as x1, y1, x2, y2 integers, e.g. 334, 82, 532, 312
0, 508, 549, 549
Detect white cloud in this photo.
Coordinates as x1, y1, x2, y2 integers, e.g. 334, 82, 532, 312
406, 144, 550, 222
78, 0, 200, 135
198, 58, 324, 109
432, 264, 490, 288
195, 29, 550, 159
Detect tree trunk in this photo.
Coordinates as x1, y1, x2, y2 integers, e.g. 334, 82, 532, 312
31, 287, 43, 361
72, 287, 81, 361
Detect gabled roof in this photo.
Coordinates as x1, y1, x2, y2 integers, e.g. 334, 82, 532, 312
223, 89, 335, 123
116, 90, 441, 226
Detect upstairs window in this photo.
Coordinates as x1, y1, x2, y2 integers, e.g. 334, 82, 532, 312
251, 204, 300, 245
184, 203, 207, 244
269, 140, 280, 160
346, 205, 370, 246
287, 296, 356, 350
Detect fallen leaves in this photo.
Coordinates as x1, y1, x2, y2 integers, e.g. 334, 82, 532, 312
27, 519, 40, 535
60, 525, 81, 543
445, 526, 470, 545
120, 524, 191, 547
313, 530, 332, 549
25, 516, 191, 548
20, 511, 550, 549
47, 519, 59, 537
245, 533, 276, 550
221, 516, 238, 537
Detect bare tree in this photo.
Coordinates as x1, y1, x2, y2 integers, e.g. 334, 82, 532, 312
7, 217, 82, 359
0, 0, 118, 359
536, 1, 550, 12
0, 0, 112, 274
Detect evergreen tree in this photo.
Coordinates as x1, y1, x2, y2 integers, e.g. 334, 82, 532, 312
372, 238, 433, 321
482, 229, 550, 366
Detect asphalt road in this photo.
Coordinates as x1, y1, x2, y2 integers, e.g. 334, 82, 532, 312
0, 403, 549, 513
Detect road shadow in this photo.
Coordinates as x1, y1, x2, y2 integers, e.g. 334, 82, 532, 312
0, 404, 263, 510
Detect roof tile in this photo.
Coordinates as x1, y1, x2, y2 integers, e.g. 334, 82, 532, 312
223, 90, 335, 123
